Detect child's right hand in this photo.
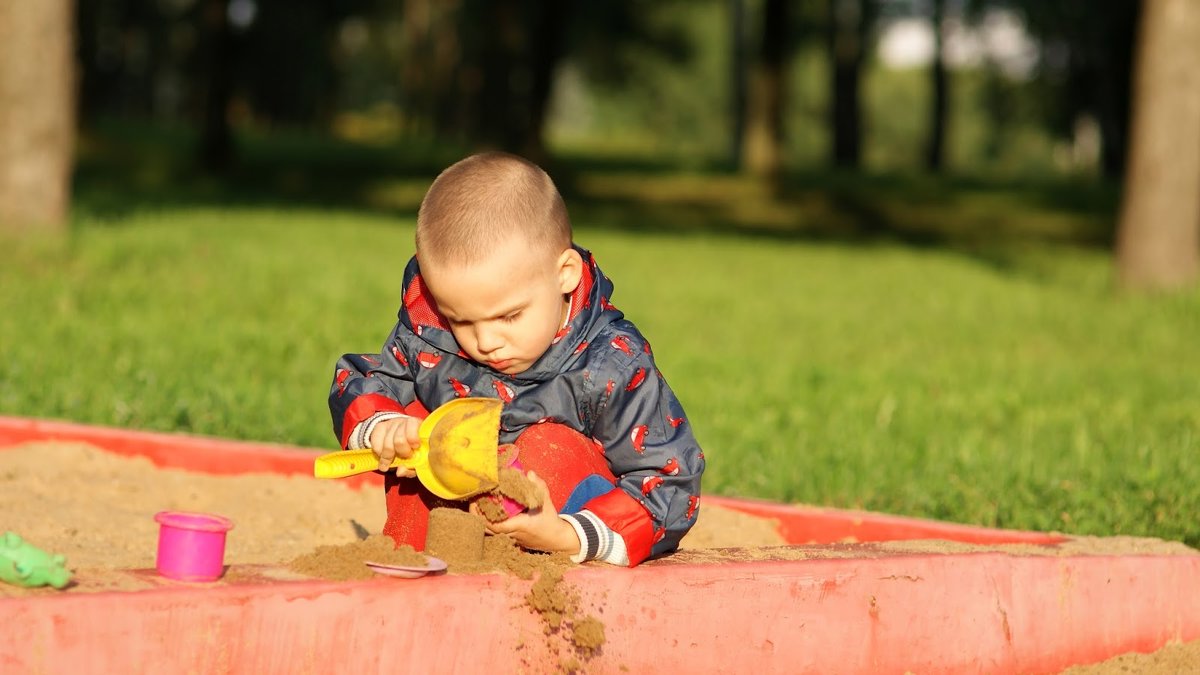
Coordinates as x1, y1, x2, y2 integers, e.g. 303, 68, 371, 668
369, 416, 423, 476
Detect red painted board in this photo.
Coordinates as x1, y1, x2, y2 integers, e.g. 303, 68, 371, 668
1, 549, 1197, 674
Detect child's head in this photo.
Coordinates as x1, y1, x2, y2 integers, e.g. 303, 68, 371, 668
416, 152, 571, 267
415, 152, 584, 376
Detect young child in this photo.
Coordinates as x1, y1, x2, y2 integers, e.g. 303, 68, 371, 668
328, 152, 704, 566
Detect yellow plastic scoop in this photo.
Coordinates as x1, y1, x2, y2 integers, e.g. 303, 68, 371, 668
314, 397, 503, 500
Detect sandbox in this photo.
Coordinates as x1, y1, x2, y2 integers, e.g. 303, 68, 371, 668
1, 415, 1198, 674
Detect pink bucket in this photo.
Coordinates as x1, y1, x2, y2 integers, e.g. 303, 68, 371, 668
479, 452, 529, 518
154, 511, 234, 582
500, 457, 528, 517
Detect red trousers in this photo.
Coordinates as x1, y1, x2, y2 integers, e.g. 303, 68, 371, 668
382, 402, 616, 551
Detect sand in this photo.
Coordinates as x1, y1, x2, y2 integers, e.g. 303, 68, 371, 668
0, 440, 782, 574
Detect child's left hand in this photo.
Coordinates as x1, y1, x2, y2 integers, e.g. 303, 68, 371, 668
475, 471, 581, 556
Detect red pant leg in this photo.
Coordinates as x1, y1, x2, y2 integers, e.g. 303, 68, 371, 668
514, 423, 615, 511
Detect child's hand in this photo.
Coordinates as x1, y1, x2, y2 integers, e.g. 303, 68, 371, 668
478, 471, 581, 555
368, 416, 422, 476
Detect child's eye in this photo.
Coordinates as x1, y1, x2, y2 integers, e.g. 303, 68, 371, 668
501, 312, 521, 323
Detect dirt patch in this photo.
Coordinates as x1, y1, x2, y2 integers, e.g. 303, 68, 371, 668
678, 499, 787, 549
288, 535, 428, 581
1060, 639, 1200, 674
282, 504, 602, 670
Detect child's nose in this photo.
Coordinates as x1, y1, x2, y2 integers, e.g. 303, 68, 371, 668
475, 325, 503, 353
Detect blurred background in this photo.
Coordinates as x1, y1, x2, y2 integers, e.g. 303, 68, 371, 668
1, 1, 1198, 544
4, 0, 1197, 278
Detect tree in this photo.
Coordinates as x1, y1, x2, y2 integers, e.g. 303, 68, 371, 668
826, 0, 876, 168
1012, 0, 1140, 179
0, 0, 75, 232
1114, 0, 1200, 291
398, 0, 463, 137
422, 0, 570, 159
199, 0, 236, 172
924, 0, 948, 171
728, 0, 747, 168
741, 0, 789, 178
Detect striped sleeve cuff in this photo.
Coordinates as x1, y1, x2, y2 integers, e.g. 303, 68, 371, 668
347, 412, 407, 450
559, 510, 630, 566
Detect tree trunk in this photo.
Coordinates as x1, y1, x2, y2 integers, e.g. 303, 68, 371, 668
401, 0, 463, 138
1093, 2, 1139, 179
742, 0, 788, 179
827, 0, 869, 168
728, 0, 747, 169
924, 0, 947, 172
475, 0, 521, 150
199, 0, 235, 173
0, 0, 75, 232
522, 1, 570, 163
1114, 0, 1200, 291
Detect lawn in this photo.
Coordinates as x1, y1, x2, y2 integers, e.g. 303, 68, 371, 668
2, 128, 1197, 547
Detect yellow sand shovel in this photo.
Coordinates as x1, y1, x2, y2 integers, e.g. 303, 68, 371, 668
313, 397, 502, 500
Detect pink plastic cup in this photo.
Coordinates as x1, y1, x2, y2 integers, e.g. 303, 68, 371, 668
154, 511, 234, 582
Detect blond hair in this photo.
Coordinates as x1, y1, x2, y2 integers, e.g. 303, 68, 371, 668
415, 152, 572, 267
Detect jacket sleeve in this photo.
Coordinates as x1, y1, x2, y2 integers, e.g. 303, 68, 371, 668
328, 321, 419, 449
583, 332, 705, 565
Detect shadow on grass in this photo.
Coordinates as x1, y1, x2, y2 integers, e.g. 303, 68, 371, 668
73, 119, 1120, 270
74, 120, 466, 221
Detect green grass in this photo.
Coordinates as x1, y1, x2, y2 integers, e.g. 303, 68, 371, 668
2, 126, 1197, 547
3, 205, 1198, 547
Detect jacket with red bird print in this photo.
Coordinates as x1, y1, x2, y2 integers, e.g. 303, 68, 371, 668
329, 246, 705, 566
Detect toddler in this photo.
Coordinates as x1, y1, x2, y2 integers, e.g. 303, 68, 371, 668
329, 152, 704, 566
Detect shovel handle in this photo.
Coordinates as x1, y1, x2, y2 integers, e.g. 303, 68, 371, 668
313, 449, 423, 479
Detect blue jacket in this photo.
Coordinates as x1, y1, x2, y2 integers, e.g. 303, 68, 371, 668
329, 246, 705, 564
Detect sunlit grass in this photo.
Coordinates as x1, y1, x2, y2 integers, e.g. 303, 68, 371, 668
2, 202, 1197, 548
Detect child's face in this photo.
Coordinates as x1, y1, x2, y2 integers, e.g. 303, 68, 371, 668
422, 242, 583, 376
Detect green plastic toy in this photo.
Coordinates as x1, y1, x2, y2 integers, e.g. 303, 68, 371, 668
0, 531, 71, 589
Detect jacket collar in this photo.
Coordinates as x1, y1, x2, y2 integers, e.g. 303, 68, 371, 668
398, 245, 622, 382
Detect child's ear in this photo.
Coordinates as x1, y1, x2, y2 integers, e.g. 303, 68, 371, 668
556, 248, 584, 294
